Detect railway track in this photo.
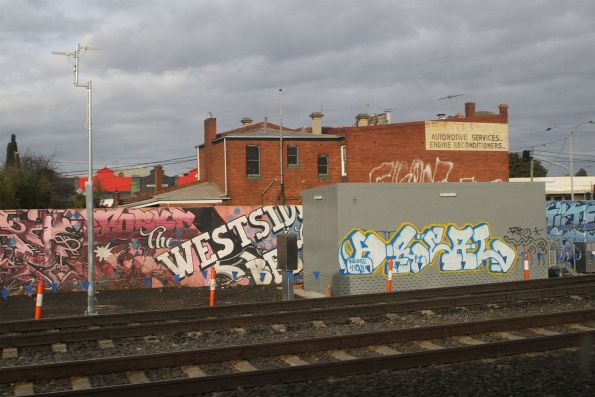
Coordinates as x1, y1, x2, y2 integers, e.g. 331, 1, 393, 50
2, 275, 595, 350
2, 308, 594, 396
1, 276, 595, 395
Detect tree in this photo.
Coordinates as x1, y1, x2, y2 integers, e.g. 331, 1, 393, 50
5, 134, 20, 167
575, 168, 587, 176
509, 152, 548, 178
0, 152, 76, 209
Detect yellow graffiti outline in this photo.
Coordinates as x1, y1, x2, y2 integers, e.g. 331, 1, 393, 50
338, 222, 518, 276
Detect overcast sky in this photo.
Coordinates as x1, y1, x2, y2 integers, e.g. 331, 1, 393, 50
2, 0, 595, 177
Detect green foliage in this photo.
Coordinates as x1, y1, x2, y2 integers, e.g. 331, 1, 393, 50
68, 193, 87, 208
509, 152, 548, 178
575, 168, 588, 176
0, 152, 75, 209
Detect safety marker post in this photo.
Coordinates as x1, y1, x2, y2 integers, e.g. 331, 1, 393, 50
387, 259, 393, 293
34, 280, 44, 320
325, 284, 333, 297
523, 249, 530, 281
209, 267, 217, 307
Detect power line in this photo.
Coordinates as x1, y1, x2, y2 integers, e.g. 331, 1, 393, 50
58, 156, 196, 177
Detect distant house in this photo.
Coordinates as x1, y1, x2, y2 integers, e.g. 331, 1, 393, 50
76, 165, 179, 207
177, 168, 198, 187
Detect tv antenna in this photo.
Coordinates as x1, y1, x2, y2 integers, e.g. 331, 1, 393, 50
437, 93, 464, 101
437, 93, 464, 114
52, 44, 102, 87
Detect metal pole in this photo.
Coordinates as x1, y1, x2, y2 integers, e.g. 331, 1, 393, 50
86, 80, 96, 315
53, 42, 99, 316
569, 127, 574, 201
279, 88, 284, 204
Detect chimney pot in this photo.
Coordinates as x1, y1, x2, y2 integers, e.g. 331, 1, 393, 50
310, 112, 324, 134
384, 109, 392, 124
356, 113, 370, 127
464, 102, 476, 118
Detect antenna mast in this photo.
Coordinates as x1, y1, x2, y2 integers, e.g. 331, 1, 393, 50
279, 88, 285, 205
53, 42, 101, 316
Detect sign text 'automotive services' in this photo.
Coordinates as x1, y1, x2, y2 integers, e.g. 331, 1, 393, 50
425, 121, 508, 151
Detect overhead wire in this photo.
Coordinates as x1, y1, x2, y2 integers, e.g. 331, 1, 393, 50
57, 154, 197, 177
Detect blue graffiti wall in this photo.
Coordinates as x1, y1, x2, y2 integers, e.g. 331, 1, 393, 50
546, 201, 595, 246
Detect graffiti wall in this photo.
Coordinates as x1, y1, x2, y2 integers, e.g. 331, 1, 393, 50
368, 157, 456, 183
338, 223, 518, 276
546, 201, 595, 246
0, 206, 303, 294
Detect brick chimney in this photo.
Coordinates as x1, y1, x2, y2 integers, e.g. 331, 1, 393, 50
154, 164, 164, 192
498, 103, 509, 121
203, 116, 217, 181
356, 113, 369, 127
241, 117, 253, 126
310, 112, 323, 134
464, 102, 476, 118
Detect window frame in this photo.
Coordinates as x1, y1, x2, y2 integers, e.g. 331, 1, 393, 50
246, 145, 260, 177
340, 145, 347, 177
287, 145, 299, 167
317, 154, 329, 177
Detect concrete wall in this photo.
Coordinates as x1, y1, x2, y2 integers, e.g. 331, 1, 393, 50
303, 182, 547, 296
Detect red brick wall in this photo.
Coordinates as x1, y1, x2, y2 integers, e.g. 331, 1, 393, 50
334, 120, 508, 183
223, 139, 343, 206
198, 147, 206, 182
201, 103, 510, 205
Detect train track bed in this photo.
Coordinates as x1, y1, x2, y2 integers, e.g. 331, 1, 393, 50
1, 309, 594, 396
3, 276, 595, 343
2, 292, 595, 369
229, 348, 594, 397
2, 277, 595, 395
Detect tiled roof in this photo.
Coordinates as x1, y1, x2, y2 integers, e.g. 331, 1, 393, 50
119, 182, 227, 208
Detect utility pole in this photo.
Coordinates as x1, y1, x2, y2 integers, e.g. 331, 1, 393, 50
546, 121, 594, 201
53, 42, 101, 315
279, 88, 285, 205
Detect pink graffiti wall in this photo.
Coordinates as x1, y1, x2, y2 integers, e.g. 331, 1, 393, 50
0, 206, 303, 294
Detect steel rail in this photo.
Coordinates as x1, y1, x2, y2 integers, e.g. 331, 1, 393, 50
0, 281, 595, 348
2, 308, 594, 385
2, 280, 595, 348
2, 275, 594, 335
41, 330, 593, 397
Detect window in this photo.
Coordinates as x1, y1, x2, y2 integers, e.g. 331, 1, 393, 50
246, 145, 260, 176
340, 145, 347, 177
287, 145, 299, 167
317, 155, 329, 176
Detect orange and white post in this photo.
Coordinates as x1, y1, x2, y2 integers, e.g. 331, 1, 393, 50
209, 267, 217, 307
34, 279, 44, 320
523, 249, 530, 281
387, 259, 393, 293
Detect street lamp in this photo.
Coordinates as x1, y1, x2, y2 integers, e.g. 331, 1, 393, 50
53, 42, 101, 315
546, 120, 594, 200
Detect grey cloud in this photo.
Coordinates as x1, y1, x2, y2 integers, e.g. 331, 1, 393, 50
2, 0, 595, 176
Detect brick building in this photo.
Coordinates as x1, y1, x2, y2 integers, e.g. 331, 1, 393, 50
193, 102, 509, 206
122, 102, 509, 207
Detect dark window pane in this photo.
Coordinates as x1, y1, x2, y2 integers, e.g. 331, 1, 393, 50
287, 145, 298, 166
317, 155, 328, 176
246, 146, 260, 176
